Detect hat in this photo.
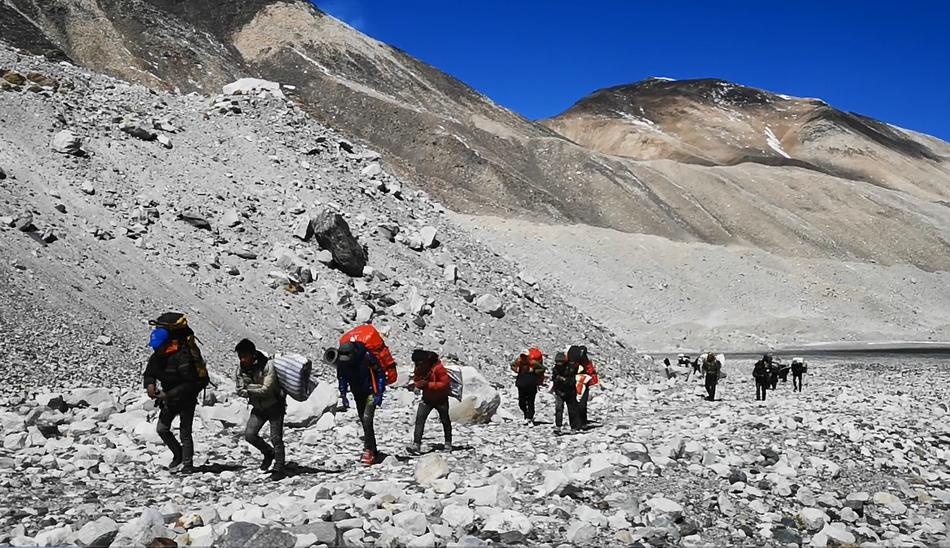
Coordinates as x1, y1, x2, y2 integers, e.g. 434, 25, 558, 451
148, 327, 169, 350
337, 342, 357, 363
527, 347, 543, 361
554, 352, 567, 364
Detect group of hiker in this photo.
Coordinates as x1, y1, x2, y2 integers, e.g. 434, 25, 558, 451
510, 345, 600, 432
142, 312, 601, 479
668, 352, 809, 402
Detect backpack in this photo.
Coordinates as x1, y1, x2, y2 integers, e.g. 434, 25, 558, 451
149, 312, 210, 390
340, 324, 397, 385
271, 353, 317, 402
445, 365, 463, 401
567, 345, 588, 364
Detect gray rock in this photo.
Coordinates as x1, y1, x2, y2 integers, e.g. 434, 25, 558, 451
312, 211, 367, 277
178, 212, 212, 230
157, 134, 173, 149
218, 522, 260, 548
291, 522, 339, 546
52, 130, 83, 155
415, 453, 449, 484
220, 209, 241, 228
360, 163, 382, 178
75, 516, 118, 548
419, 226, 438, 248
475, 293, 504, 318
293, 216, 313, 241
393, 510, 428, 536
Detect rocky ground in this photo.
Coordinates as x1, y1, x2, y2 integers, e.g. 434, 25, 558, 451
1, 358, 948, 547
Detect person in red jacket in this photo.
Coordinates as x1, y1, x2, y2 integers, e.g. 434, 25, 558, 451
408, 349, 453, 453
568, 345, 599, 427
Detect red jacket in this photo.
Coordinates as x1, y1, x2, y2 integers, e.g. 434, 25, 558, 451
415, 361, 450, 404
582, 360, 599, 386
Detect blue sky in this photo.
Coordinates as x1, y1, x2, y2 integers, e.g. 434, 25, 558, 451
317, 1, 950, 141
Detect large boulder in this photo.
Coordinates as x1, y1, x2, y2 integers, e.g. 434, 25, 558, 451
52, 130, 83, 155
312, 211, 367, 277
285, 382, 338, 427
111, 508, 174, 547
75, 516, 119, 547
448, 366, 500, 424
222, 78, 285, 99
415, 453, 449, 484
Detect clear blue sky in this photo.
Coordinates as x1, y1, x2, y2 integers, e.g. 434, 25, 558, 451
317, 1, 950, 141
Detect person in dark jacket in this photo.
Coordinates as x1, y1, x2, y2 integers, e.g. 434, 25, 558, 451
753, 354, 772, 401
702, 353, 722, 401
335, 341, 386, 465
791, 358, 807, 392
552, 352, 581, 432
568, 345, 599, 426
235, 339, 286, 480
511, 348, 545, 424
143, 326, 201, 473
408, 349, 452, 453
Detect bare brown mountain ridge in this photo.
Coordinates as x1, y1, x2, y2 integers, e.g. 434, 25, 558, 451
3, 0, 950, 272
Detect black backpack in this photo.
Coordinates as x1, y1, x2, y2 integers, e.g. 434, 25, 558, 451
567, 345, 588, 364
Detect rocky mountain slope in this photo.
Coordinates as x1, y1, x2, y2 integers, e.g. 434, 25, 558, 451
5, 0, 950, 273
0, 46, 633, 397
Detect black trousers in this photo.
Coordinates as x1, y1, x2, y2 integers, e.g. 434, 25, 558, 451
554, 392, 581, 430
704, 374, 718, 401
245, 404, 285, 471
517, 385, 537, 421
756, 380, 768, 401
578, 387, 591, 424
354, 393, 377, 453
414, 400, 452, 446
156, 399, 196, 466
793, 372, 803, 392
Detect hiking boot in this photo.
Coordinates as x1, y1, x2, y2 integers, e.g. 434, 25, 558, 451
260, 451, 274, 471
554, 425, 562, 434
443, 442, 452, 452
360, 449, 375, 465
179, 464, 196, 475
406, 443, 422, 454
167, 454, 183, 470
269, 470, 286, 482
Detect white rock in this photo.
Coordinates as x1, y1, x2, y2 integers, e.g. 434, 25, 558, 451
440, 505, 475, 529
360, 163, 382, 178
314, 411, 335, 431
112, 508, 172, 546
157, 134, 173, 149
285, 382, 338, 427
463, 484, 511, 508
3, 432, 27, 450
812, 522, 855, 547
415, 453, 449, 484
798, 507, 828, 531
795, 487, 816, 506
33, 525, 73, 546
647, 497, 683, 518
223, 78, 285, 99
566, 521, 596, 543
718, 492, 736, 517
483, 510, 532, 536
393, 510, 428, 536
419, 226, 438, 248
51, 130, 82, 155
448, 366, 500, 424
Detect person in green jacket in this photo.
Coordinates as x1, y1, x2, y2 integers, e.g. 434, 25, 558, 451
702, 352, 722, 401
235, 339, 286, 480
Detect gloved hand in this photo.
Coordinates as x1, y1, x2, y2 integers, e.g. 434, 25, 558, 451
373, 393, 383, 408
340, 394, 350, 410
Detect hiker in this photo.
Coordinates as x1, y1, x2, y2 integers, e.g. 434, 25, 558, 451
511, 348, 545, 424
753, 354, 772, 401
701, 352, 721, 401
552, 351, 581, 432
408, 349, 452, 453
335, 341, 386, 465
691, 357, 702, 377
777, 360, 790, 383
234, 339, 286, 480
142, 314, 207, 473
568, 345, 599, 426
769, 357, 781, 390
791, 357, 808, 392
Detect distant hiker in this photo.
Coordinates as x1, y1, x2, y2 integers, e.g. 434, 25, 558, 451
791, 357, 808, 392
408, 349, 452, 453
691, 357, 702, 377
568, 345, 599, 426
769, 357, 781, 390
552, 351, 581, 432
511, 348, 545, 424
701, 352, 721, 401
777, 360, 791, 383
753, 354, 773, 401
142, 313, 209, 474
234, 339, 286, 480
333, 341, 386, 465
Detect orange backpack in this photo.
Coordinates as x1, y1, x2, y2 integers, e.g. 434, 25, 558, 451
340, 324, 398, 385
